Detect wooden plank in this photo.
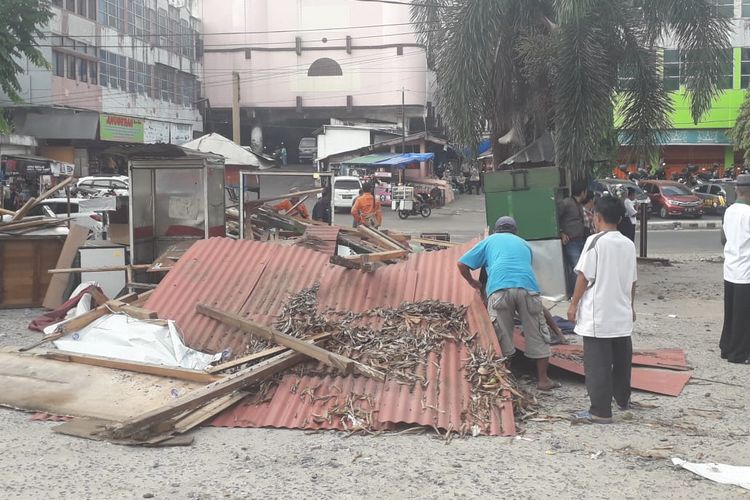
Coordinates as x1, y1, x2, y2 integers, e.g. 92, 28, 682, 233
119, 305, 158, 320
42, 224, 90, 309
196, 304, 385, 382
10, 197, 37, 221
129, 289, 155, 308
88, 287, 110, 306
410, 237, 458, 248
206, 332, 332, 374
246, 188, 323, 206
108, 349, 307, 439
356, 225, 410, 251
41, 351, 222, 383
30, 176, 75, 209
172, 392, 247, 433
343, 249, 408, 263
48, 264, 152, 274
0, 218, 68, 232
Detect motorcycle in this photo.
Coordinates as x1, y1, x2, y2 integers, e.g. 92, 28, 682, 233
397, 193, 432, 219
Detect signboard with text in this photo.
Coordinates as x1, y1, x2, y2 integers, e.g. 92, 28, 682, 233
100, 114, 144, 143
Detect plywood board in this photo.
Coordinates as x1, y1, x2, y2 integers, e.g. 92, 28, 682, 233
43, 224, 90, 309
0, 351, 202, 420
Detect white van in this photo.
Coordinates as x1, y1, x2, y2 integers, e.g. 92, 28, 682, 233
332, 176, 363, 209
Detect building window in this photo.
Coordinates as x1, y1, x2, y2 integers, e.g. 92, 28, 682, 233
157, 8, 168, 47
308, 58, 343, 77
89, 60, 98, 85
99, 0, 125, 32
128, 0, 146, 39
180, 18, 193, 59
663, 49, 681, 91
168, 6, 179, 54
716, 0, 734, 17
118, 55, 127, 90
744, 0, 750, 17
741, 48, 750, 88
717, 48, 734, 89
66, 55, 77, 80
66, 0, 75, 10
52, 51, 65, 77
88, 0, 96, 19
146, 7, 157, 45
128, 59, 136, 93
99, 50, 110, 86
79, 59, 88, 82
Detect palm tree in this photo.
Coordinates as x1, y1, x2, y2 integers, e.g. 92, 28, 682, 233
412, 0, 731, 181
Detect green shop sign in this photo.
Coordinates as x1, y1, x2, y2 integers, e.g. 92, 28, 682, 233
619, 129, 732, 146
100, 114, 144, 143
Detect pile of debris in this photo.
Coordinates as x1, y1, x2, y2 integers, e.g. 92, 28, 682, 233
0, 176, 76, 234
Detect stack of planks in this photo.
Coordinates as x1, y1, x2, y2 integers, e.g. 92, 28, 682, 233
0, 176, 76, 235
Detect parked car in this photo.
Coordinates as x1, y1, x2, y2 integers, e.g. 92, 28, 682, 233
27, 198, 104, 233
76, 175, 129, 197
298, 137, 317, 163
641, 180, 703, 219
592, 178, 651, 205
332, 176, 363, 209
693, 183, 728, 215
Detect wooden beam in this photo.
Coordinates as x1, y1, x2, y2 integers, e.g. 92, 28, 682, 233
283, 195, 309, 216
40, 351, 221, 384
48, 264, 152, 274
343, 249, 408, 263
10, 197, 37, 221
196, 304, 384, 382
410, 237, 458, 248
246, 188, 323, 206
30, 176, 75, 209
129, 289, 155, 308
119, 305, 158, 320
206, 332, 333, 374
108, 349, 308, 439
0, 218, 69, 232
171, 392, 247, 434
357, 225, 410, 252
88, 287, 110, 307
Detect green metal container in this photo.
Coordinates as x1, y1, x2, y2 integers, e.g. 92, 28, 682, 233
484, 167, 562, 240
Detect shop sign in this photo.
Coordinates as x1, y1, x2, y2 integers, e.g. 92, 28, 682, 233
51, 162, 75, 176
144, 120, 171, 144
619, 129, 732, 146
170, 123, 193, 145
100, 114, 144, 143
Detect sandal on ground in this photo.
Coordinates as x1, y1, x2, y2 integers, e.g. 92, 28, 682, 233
537, 381, 562, 392
570, 410, 612, 424
728, 358, 750, 365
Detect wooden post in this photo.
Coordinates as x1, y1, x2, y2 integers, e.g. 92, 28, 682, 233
232, 72, 241, 145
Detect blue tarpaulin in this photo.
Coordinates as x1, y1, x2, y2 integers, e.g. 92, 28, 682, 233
344, 152, 434, 169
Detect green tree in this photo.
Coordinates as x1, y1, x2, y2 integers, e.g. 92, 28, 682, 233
412, 0, 731, 182
730, 89, 750, 165
0, 0, 54, 132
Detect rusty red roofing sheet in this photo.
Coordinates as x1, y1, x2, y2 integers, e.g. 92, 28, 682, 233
513, 330, 692, 397
146, 237, 515, 436
300, 225, 340, 256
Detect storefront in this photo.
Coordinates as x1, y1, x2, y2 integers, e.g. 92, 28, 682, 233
0, 154, 74, 210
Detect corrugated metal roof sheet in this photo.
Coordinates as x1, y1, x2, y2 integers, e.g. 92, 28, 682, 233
145, 238, 515, 436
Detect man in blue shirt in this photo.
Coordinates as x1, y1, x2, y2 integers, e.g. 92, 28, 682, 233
457, 216, 558, 391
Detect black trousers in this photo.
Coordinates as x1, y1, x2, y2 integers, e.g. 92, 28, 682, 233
720, 281, 750, 363
583, 336, 633, 418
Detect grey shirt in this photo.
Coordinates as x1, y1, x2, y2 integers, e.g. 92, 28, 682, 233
558, 197, 587, 240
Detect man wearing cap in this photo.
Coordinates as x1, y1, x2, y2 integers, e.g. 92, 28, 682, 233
457, 216, 558, 390
720, 174, 750, 364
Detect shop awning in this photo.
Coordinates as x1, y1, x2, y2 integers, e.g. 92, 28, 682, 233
344, 152, 435, 168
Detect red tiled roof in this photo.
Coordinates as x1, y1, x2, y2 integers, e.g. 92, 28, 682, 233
145, 237, 515, 436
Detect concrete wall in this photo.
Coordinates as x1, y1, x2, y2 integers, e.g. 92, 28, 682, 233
200, 0, 429, 110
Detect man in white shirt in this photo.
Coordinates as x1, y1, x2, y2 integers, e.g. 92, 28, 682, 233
621, 187, 638, 242
720, 174, 750, 364
567, 196, 638, 423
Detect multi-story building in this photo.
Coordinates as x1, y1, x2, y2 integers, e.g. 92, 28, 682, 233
200, 0, 435, 161
620, 1, 750, 174
1, 0, 204, 176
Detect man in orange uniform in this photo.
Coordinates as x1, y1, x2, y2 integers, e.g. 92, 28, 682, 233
273, 189, 310, 219
351, 182, 382, 228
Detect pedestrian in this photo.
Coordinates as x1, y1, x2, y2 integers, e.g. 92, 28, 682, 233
312, 190, 332, 224
720, 174, 750, 364
351, 182, 382, 228
581, 192, 595, 237
280, 143, 288, 166
273, 188, 310, 219
470, 165, 481, 195
567, 196, 638, 424
558, 181, 589, 297
618, 187, 637, 242
457, 216, 559, 391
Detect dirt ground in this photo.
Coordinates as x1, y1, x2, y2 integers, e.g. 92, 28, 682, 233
1, 252, 748, 499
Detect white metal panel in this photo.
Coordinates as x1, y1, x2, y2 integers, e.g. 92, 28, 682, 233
80, 246, 126, 299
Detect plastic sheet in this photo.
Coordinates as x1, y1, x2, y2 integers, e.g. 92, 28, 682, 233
672, 457, 750, 490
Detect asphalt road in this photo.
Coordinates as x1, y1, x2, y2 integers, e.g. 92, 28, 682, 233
248, 166, 724, 256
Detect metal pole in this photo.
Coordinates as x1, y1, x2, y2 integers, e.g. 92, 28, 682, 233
232, 72, 241, 145
639, 203, 648, 258
239, 172, 245, 240
401, 87, 406, 154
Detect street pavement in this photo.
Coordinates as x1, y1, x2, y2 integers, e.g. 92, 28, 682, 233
250, 166, 723, 256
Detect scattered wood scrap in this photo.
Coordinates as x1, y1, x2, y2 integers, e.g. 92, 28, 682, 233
196, 303, 385, 382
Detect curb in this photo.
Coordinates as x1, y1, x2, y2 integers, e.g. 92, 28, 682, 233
642, 221, 722, 231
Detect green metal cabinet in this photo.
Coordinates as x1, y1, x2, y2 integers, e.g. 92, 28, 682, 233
484, 167, 562, 241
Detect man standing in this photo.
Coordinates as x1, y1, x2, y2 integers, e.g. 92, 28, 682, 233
351, 182, 382, 228
619, 187, 638, 242
720, 174, 750, 364
568, 197, 637, 423
312, 190, 332, 224
559, 181, 590, 296
457, 216, 558, 391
